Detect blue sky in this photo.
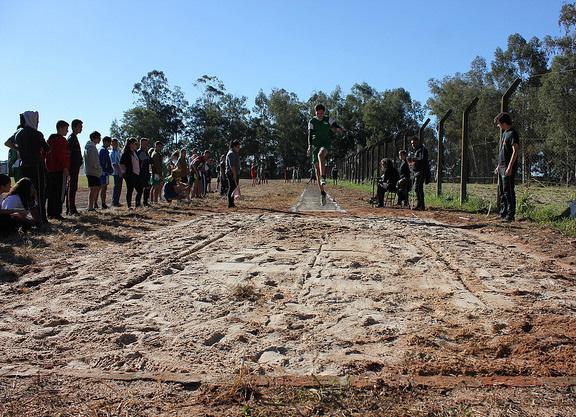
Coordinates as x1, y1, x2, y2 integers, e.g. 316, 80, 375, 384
0, 0, 565, 161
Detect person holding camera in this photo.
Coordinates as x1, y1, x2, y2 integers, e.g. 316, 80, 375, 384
408, 136, 429, 211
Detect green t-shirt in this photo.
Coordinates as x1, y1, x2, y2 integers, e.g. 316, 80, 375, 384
308, 116, 337, 148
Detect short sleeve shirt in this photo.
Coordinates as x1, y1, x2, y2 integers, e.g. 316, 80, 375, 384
498, 128, 519, 169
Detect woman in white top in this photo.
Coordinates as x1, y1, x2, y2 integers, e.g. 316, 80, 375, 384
0, 177, 40, 232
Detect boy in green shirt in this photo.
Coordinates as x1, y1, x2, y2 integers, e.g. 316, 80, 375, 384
307, 103, 343, 205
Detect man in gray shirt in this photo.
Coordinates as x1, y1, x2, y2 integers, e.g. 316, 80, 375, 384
225, 140, 241, 208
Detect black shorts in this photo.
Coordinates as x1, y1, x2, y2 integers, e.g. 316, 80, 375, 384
87, 175, 100, 187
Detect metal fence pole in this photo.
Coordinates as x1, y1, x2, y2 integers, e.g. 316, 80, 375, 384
419, 118, 431, 144
460, 97, 479, 204
436, 109, 453, 196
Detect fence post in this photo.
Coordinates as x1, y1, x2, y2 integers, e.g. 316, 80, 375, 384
460, 97, 479, 204
497, 78, 522, 208
436, 109, 453, 196
419, 118, 431, 143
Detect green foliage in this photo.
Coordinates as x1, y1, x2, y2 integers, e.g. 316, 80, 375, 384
517, 190, 537, 219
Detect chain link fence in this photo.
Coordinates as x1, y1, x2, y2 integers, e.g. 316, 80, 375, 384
336, 79, 576, 212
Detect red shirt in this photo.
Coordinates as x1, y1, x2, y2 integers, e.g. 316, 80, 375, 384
44, 134, 70, 172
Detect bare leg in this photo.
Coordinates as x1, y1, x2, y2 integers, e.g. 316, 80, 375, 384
100, 185, 108, 206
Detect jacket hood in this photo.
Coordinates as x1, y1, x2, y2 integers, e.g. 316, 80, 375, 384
85, 141, 96, 150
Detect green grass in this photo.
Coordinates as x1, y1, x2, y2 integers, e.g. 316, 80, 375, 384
340, 179, 576, 236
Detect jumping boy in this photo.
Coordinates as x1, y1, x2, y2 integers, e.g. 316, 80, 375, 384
307, 103, 343, 205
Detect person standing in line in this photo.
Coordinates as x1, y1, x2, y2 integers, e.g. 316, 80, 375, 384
98, 136, 113, 209
494, 112, 519, 222
45, 120, 70, 220
84, 131, 103, 212
251, 164, 257, 186
408, 136, 429, 211
225, 140, 241, 208
4, 115, 25, 183
15, 111, 50, 223
137, 138, 152, 207
307, 103, 343, 206
150, 141, 164, 203
110, 138, 123, 207
120, 138, 142, 209
168, 150, 179, 173
397, 150, 411, 207
66, 119, 83, 216
177, 148, 189, 184
218, 154, 226, 196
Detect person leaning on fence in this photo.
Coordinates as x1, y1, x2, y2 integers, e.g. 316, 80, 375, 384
397, 150, 411, 207
494, 112, 519, 222
376, 158, 400, 208
408, 136, 429, 211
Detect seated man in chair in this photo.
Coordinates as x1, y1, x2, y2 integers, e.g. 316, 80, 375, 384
376, 158, 399, 207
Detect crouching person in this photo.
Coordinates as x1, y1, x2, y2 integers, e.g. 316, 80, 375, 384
163, 170, 190, 203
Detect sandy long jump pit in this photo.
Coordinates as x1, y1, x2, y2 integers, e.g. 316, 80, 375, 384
1, 185, 576, 415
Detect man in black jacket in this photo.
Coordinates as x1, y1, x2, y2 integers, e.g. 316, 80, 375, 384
66, 119, 83, 215
15, 111, 50, 223
408, 136, 429, 211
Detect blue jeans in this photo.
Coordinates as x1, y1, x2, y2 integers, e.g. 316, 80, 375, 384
113, 174, 123, 205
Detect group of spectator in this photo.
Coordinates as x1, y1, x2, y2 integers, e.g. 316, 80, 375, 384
1, 111, 244, 233
374, 136, 430, 210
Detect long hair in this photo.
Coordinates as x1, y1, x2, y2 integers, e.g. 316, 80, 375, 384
7, 177, 36, 210
122, 138, 137, 156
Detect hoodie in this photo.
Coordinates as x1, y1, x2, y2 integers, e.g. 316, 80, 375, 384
84, 140, 103, 177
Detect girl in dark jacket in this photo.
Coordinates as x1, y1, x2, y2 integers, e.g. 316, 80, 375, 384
119, 138, 143, 209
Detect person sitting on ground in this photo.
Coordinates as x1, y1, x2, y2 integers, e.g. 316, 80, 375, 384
397, 150, 411, 207
0, 174, 11, 209
376, 158, 400, 208
163, 170, 190, 202
0, 177, 40, 232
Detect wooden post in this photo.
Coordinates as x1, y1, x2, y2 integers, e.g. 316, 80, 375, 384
460, 97, 479, 204
436, 109, 453, 196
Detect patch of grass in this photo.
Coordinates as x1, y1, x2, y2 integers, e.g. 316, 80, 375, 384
339, 179, 576, 236
232, 284, 260, 301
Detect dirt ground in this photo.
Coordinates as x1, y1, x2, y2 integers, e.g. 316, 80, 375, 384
1, 180, 575, 417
